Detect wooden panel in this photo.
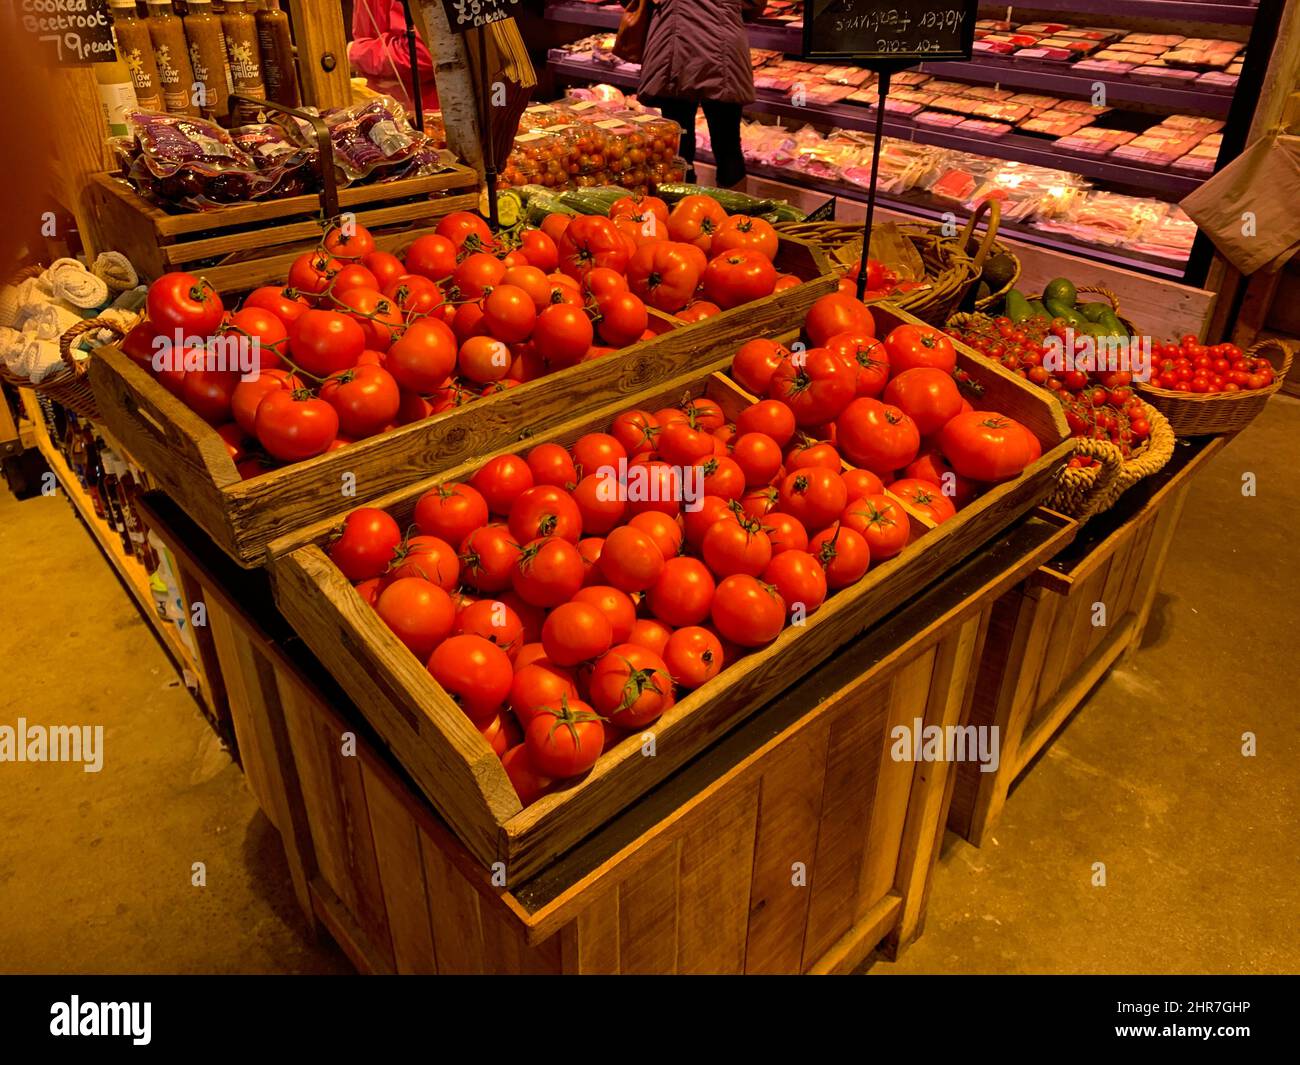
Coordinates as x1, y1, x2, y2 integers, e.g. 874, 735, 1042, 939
563, 889, 621, 975
360, 760, 437, 975
279, 680, 395, 970
675, 782, 760, 974
286, 0, 353, 108
419, 829, 485, 974
742, 723, 831, 974
858, 651, 940, 908
800, 687, 892, 969
617, 843, 680, 974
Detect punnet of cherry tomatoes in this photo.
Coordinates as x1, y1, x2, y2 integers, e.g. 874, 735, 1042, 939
325, 292, 1043, 805
947, 314, 1155, 468
120, 197, 803, 480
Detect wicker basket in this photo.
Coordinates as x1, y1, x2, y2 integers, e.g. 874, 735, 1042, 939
1136, 337, 1294, 436
1047, 402, 1176, 520
0, 317, 125, 420
774, 219, 978, 325
947, 307, 1176, 519
957, 199, 1021, 312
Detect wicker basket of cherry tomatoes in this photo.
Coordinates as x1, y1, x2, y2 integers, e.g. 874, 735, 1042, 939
1138, 335, 1294, 436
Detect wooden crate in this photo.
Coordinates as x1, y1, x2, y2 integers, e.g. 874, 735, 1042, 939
89, 237, 836, 567
86, 167, 481, 293
268, 305, 1074, 879
948, 436, 1227, 845
149, 489, 1075, 973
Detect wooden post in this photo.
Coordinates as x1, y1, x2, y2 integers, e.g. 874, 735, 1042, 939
413, 0, 485, 178
287, 0, 353, 108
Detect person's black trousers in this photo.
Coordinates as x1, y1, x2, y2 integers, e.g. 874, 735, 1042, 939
657, 99, 747, 188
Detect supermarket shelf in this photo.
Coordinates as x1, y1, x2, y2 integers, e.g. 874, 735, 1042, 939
547, 57, 1205, 201
972, 0, 1259, 26
697, 151, 1189, 281
545, 3, 1240, 115
16, 388, 215, 713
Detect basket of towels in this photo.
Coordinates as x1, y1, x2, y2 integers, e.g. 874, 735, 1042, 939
0, 254, 144, 419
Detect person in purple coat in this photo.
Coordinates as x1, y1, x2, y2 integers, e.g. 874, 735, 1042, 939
636, 0, 765, 188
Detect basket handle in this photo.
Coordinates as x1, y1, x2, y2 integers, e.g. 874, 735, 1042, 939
1246, 336, 1295, 382
1069, 435, 1126, 512
229, 94, 341, 220
60, 318, 126, 377
957, 198, 1002, 272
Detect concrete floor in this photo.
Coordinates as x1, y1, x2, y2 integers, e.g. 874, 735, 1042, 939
0, 398, 1296, 975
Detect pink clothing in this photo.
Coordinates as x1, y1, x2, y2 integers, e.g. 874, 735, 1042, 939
348, 0, 439, 111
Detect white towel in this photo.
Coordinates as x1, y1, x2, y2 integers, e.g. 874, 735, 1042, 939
21, 300, 83, 341
44, 258, 108, 310
92, 251, 139, 293
0, 325, 26, 372
16, 336, 63, 383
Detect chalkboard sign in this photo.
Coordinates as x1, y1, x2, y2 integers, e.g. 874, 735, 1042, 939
18, 0, 117, 65
802, 0, 978, 63
441, 0, 522, 34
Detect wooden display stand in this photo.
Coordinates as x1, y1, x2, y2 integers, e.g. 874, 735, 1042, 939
141, 493, 1075, 974
948, 435, 1227, 845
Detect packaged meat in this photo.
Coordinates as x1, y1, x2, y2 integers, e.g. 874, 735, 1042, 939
915, 110, 968, 129
930, 168, 978, 200
1073, 59, 1136, 75
956, 119, 1012, 138
1015, 47, 1077, 62
1131, 65, 1200, 82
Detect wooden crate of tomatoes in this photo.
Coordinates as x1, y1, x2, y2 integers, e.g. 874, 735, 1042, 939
89, 203, 837, 567
266, 294, 1073, 877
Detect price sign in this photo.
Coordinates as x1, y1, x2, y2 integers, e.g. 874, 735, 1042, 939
801, 0, 977, 63
441, 0, 521, 34
18, 0, 117, 65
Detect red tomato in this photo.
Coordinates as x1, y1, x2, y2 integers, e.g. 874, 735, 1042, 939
387, 534, 460, 589
226, 306, 287, 371
889, 477, 956, 523
179, 368, 237, 425
376, 577, 455, 660
508, 484, 582, 544
243, 286, 308, 326
329, 263, 380, 296
805, 293, 874, 347
429, 634, 513, 723
611, 409, 659, 455
761, 549, 828, 615
663, 626, 724, 689
533, 304, 594, 368
435, 211, 494, 250
710, 575, 785, 647
626, 242, 703, 312
589, 644, 675, 729
764, 511, 808, 554
628, 510, 683, 560
629, 618, 673, 657
572, 585, 637, 644
404, 233, 459, 281
557, 215, 631, 280
777, 467, 848, 533
512, 536, 585, 606
809, 523, 871, 588
702, 249, 778, 309
702, 511, 772, 577
677, 300, 722, 323
385, 318, 458, 393
903, 450, 975, 508
287, 251, 341, 296
736, 399, 796, 448
841, 467, 885, 500
599, 525, 666, 592
526, 442, 578, 488
414, 482, 488, 544
883, 324, 957, 374
667, 195, 728, 250
520, 229, 559, 272
710, 215, 779, 260
939, 412, 1040, 482
361, 250, 404, 289
147, 271, 224, 335
383, 273, 442, 317
768, 348, 857, 426
883, 367, 963, 436
835, 398, 921, 475
459, 524, 521, 593
730, 432, 784, 486
289, 310, 365, 377
254, 389, 338, 461
329, 507, 401, 580
482, 284, 537, 343
731, 338, 787, 395
318, 364, 399, 438
785, 437, 841, 473
825, 331, 889, 397
525, 698, 605, 777
457, 335, 512, 384
471, 453, 535, 514
647, 556, 716, 626
682, 494, 734, 549
455, 598, 525, 660
841, 494, 910, 560
501, 744, 553, 805
323, 222, 375, 260
541, 602, 614, 666
595, 290, 649, 347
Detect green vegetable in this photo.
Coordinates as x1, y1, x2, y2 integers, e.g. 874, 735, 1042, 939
981, 253, 1017, 291
1045, 298, 1088, 328
523, 193, 578, 225
1078, 302, 1112, 324
1004, 289, 1034, 323
556, 188, 627, 214
1043, 277, 1078, 307
651, 183, 780, 215
1029, 299, 1049, 319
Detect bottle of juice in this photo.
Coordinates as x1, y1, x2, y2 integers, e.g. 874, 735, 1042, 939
182, 0, 231, 121
145, 0, 201, 116
255, 0, 298, 107
221, 0, 266, 123
108, 0, 164, 111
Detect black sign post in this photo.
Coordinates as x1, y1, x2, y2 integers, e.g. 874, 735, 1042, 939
802, 1, 977, 298
441, 0, 522, 230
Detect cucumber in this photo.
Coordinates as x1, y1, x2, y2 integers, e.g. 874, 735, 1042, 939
1029, 299, 1050, 319
765, 201, 807, 222
523, 193, 578, 226
651, 183, 780, 215
1004, 289, 1034, 323
1045, 298, 1088, 328
556, 188, 623, 215
1098, 310, 1129, 338
511, 184, 553, 205
1078, 302, 1112, 324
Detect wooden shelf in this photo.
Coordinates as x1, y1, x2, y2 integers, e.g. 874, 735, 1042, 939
18, 388, 216, 712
